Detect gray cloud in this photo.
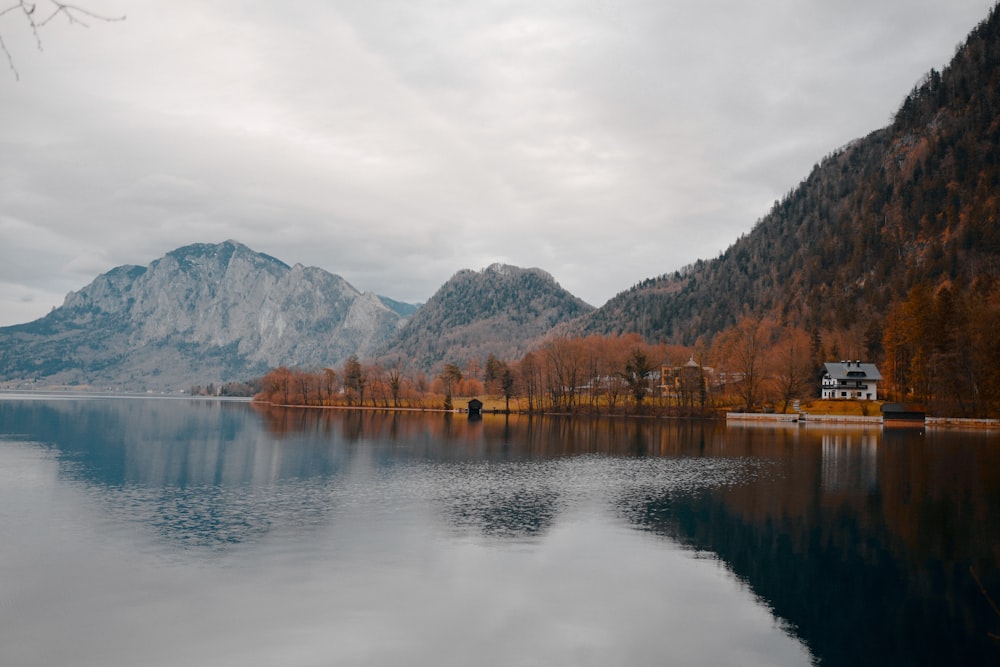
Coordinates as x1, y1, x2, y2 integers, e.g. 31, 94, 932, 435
0, 0, 994, 325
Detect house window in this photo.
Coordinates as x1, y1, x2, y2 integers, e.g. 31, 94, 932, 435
840, 391, 847, 398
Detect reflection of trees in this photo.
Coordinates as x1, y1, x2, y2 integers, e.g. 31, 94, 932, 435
255, 407, 733, 460
252, 408, 836, 472
617, 428, 1000, 666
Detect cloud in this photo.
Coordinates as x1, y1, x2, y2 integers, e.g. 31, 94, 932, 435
0, 0, 995, 325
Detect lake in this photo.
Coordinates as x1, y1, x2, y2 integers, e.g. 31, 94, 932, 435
1, 394, 998, 666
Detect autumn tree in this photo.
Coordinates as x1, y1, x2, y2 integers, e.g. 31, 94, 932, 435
675, 353, 708, 414
769, 327, 813, 412
578, 334, 634, 410
499, 364, 516, 413
343, 355, 366, 406
541, 337, 584, 411
483, 353, 504, 394
257, 366, 294, 404
578, 336, 604, 409
965, 287, 1000, 416
714, 315, 767, 411
439, 363, 463, 410
518, 351, 541, 412
882, 285, 934, 402
291, 368, 318, 405
368, 366, 390, 408
622, 348, 655, 408
597, 336, 635, 410
321, 368, 337, 405
387, 364, 403, 408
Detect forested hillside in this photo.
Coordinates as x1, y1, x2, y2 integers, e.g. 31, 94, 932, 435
579, 3, 1000, 346
569, 4, 1000, 414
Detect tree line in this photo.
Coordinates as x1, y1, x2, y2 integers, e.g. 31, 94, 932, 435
254, 288, 1000, 418
882, 278, 1000, 416
253, 324, 867, 416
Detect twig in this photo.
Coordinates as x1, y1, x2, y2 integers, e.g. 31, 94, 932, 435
0, 31, 18, 80
0, 0, 125, 80
35, 2, 126, 28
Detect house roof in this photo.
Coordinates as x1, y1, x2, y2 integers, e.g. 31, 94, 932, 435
823, 361, 882, 381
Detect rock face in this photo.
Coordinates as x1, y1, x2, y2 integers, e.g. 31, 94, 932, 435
382, 263, 594, 369
0, 241, 407, 391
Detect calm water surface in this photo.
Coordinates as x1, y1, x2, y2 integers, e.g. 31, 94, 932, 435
1, 394, 998, 666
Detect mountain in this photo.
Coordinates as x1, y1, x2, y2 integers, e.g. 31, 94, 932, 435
0, 241, 408, 391
381, 263, 594, 370
575, 4, 1000, 348
9, 7, 1000, 393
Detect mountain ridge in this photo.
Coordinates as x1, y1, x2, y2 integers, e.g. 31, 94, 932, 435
0, 240, 408, 390
378, 262, 594, 370
0, 243, 593, 391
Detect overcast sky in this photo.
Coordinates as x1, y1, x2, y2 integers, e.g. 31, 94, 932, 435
0, 0, 995, 326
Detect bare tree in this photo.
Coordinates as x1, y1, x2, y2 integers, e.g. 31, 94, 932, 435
771, 327, 812, 413
1, 1, 125, 80
321, 367, 337, 405
387, 364, 403, 408
518, 352, 540, 412
715, 316, 767, 411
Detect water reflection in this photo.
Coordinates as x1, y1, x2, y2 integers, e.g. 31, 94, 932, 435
622, 424, 1000, 666
1, 396, 999, 665
0, 397, 353, 548
821, 432, 878, 491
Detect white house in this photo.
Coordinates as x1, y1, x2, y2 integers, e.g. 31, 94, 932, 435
821, 361, 882, 401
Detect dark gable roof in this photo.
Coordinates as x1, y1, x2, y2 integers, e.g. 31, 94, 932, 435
823, 361, 882, 381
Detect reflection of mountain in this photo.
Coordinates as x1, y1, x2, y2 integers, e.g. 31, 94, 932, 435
2, 399, 755, 547
0, 397, 353, 485
618, 427, 1000, 666
0, 397, 354, 548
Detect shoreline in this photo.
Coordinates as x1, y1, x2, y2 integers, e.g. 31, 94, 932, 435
726, 411, 1000, 431
4, 390, 998, 430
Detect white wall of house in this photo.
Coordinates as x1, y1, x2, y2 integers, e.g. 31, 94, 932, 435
821, 379, 878, 401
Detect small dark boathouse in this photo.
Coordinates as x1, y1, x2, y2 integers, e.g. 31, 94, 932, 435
467, 398, 483, 417
881, 403, 926, 429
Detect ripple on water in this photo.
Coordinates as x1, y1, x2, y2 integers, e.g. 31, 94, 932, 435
74, 453, 777, 557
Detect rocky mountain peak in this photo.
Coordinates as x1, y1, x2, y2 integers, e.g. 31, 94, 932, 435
0, 241, 412, 391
